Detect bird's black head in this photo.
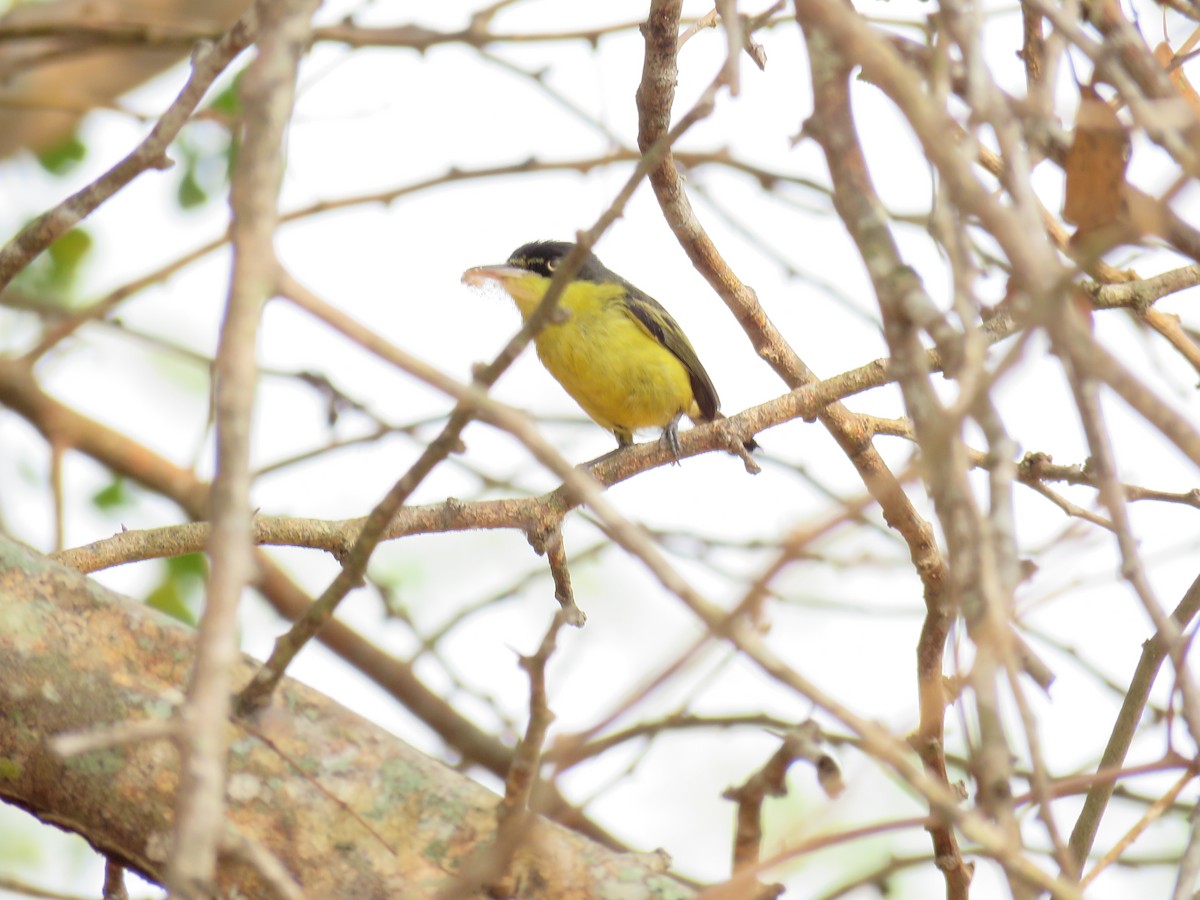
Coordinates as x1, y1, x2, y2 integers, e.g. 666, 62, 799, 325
505, 241, 612, 283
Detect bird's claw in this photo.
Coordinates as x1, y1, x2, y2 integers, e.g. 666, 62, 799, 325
660, 418, 683, 464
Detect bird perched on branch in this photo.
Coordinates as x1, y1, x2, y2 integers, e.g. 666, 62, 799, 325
463, 240, 758, 462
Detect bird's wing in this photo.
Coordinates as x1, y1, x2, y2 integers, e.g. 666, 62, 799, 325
618, 285, 721, 421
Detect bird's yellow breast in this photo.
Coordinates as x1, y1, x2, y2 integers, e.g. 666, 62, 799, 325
503, 273, 698, 439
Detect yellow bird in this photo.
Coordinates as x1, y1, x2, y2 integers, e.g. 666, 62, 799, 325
463, 240, 756, 457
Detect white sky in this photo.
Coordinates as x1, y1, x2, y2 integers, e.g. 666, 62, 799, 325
3, 1, 1200, 898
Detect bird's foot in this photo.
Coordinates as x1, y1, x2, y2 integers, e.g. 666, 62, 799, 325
660, 416, 683, 465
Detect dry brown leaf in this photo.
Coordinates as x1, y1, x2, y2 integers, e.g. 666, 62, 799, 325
1063, 84, 1130, 230
1153, 41, 1200, 121
1124, 188, 1171, 242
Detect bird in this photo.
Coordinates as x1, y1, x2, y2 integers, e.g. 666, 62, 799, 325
462, 240, 757, 459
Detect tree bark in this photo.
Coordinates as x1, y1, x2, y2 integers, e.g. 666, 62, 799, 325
0, 536, 691, 898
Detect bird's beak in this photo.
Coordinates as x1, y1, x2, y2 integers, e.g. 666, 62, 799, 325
461, 264, 525, 288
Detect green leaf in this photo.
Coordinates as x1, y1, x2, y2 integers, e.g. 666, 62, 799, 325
145, 554, 207, 628
91, 477, 131, 512
224, 133, 240, 180
207, 71, 245, 118
166, 552, 208, 583
35, 134, 86, 176
145, 580, 197, 627
12, 227, 94, 297
177, 167, 208, 209
45, 229, 93, 287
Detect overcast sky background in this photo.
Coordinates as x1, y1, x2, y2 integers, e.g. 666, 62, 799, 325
4, 1, 1200, 897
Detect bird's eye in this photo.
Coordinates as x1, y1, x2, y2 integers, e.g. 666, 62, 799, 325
545, 258, 558, 272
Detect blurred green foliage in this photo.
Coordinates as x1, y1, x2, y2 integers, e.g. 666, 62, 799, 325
91, 476, 133, 512
145, 552, 207, 627
34, 133, 86, 176
11, 227, 94, 301
175, 71, 244, 210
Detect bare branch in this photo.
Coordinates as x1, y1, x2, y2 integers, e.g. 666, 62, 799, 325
166, 1, 317, 894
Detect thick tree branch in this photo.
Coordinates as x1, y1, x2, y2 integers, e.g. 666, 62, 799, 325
0, 537, 691, 898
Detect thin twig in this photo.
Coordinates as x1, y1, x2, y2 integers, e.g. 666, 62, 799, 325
1171, 803, 1200, 900
1079, 769, 1196, 889
1066, 571, 1200, 873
